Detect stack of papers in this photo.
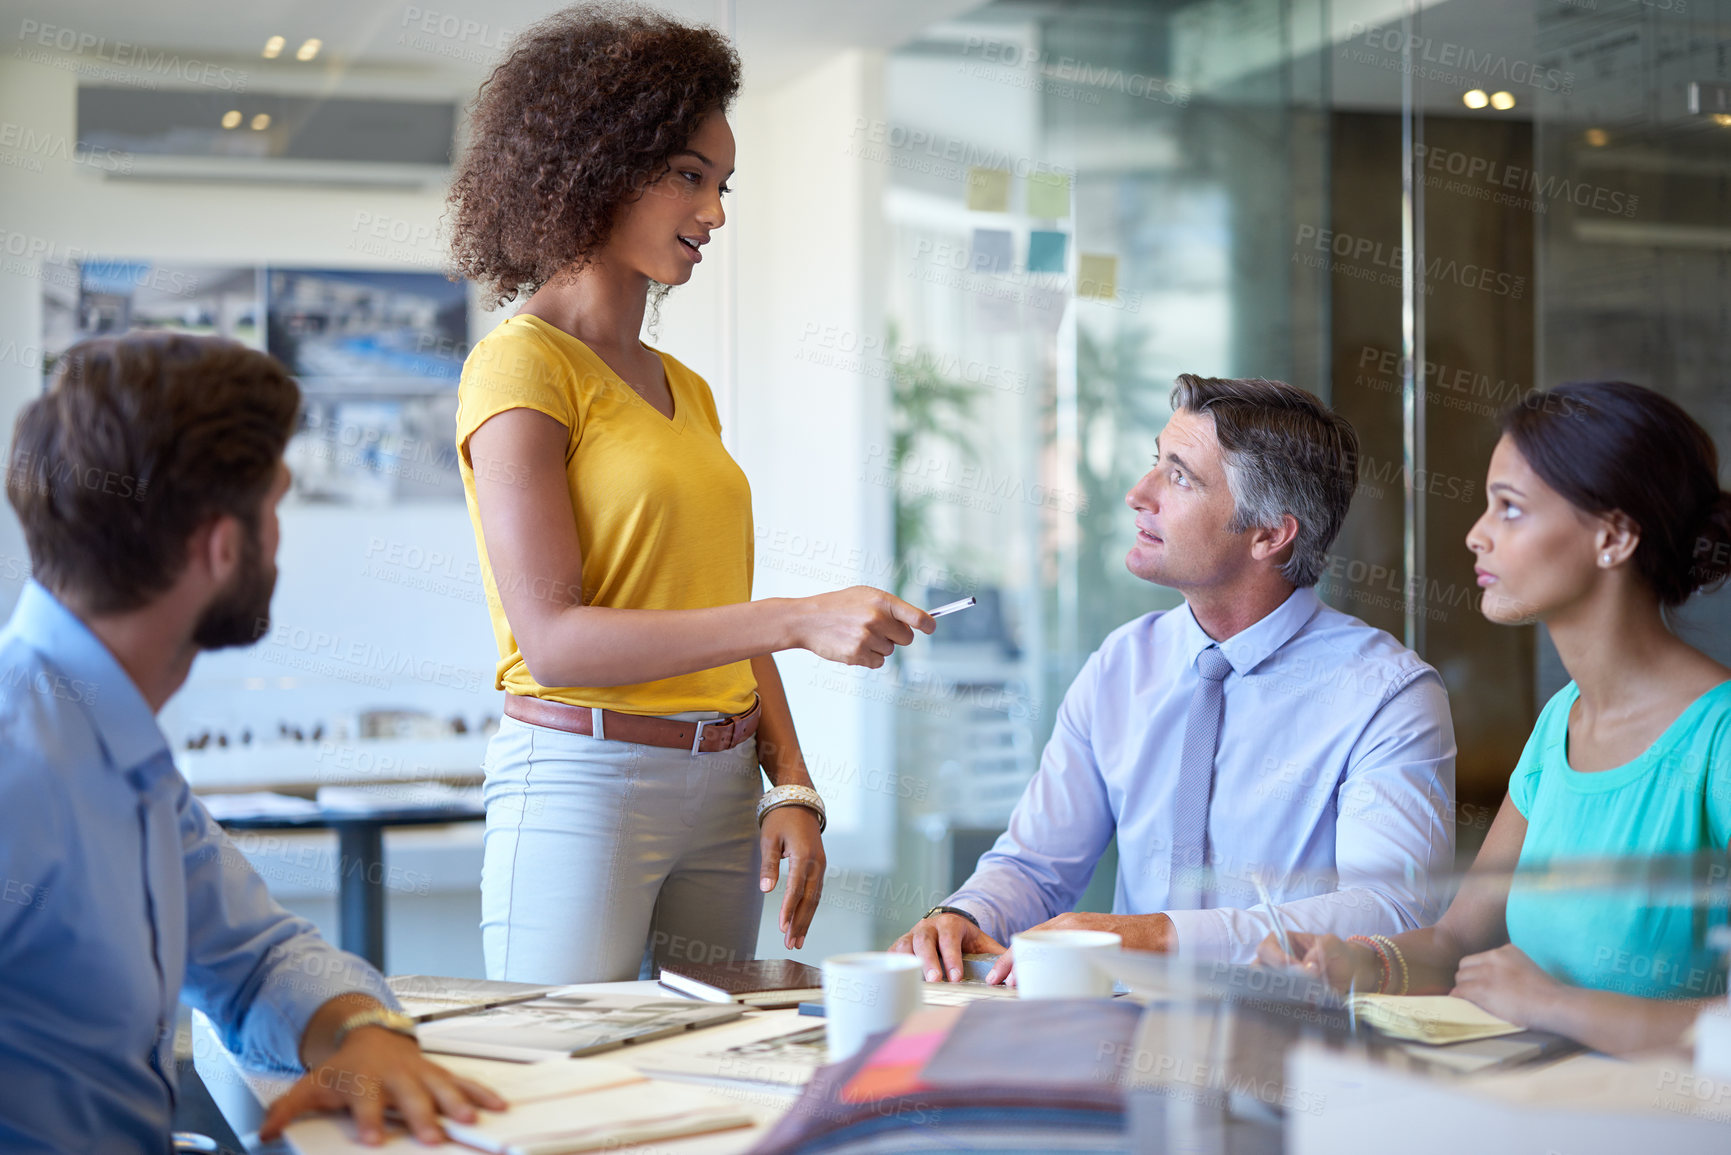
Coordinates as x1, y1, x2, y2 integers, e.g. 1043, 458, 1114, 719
1349, 995, 1523, 1044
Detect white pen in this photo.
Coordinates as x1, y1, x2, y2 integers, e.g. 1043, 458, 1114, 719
928, 596, 976, 618
1253, 871, 1296, 963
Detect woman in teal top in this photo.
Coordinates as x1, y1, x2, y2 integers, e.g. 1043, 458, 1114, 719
1263, 380, 1731, 1055
1504, 680, 1731, 1000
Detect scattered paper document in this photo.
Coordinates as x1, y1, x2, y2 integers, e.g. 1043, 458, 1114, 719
388, 975, 560, 1022
416, 994, 743, 1061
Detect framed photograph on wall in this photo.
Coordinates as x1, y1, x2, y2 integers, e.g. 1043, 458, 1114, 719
41, 259, 264, 383
41, 260, 472, 504
266, 267, 467, 396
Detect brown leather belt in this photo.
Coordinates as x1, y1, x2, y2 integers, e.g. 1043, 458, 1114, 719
503, 694, 762, 754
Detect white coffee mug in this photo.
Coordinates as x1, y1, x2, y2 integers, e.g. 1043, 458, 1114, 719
1011, 929, 1121, 999
822, 951, 923, 1061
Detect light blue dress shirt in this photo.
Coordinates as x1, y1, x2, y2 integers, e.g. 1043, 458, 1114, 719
946, 587, 1457, 962
0, 581, 394, 1154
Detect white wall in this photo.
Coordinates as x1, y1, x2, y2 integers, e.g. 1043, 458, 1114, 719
0, 54, 504, 746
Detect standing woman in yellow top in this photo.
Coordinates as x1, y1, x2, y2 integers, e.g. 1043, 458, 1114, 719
446, 5, 933, 984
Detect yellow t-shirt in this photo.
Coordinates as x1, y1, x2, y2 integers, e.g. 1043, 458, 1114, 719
454, 313, 757, 715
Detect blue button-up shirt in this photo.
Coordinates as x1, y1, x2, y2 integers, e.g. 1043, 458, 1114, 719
947, 587, 1456, 962
0, 582, 394, 1154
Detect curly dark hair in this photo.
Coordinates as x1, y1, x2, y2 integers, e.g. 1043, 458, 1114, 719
447, 3, 741, 307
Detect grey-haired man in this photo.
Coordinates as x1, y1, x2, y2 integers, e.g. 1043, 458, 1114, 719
893, 375, 1456, 983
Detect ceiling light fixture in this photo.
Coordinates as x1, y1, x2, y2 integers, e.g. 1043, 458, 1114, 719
250, 113, 271, 131
1489, 91, 1516, 111
221, 109, 242, 129
296, 38, 322, 62
1584, 128, 1608, 147
1462, 89, 1489, 109
262, 35, 284, 59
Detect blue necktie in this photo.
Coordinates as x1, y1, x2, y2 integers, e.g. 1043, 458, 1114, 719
1171, 646, 1232, 907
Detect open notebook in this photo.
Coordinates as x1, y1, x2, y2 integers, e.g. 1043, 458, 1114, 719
1349, 995, 1523, 1044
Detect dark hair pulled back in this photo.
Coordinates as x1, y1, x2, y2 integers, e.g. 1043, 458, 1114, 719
1501, 381, 1731, 607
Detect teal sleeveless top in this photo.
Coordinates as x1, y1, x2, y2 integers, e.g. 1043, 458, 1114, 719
1504, 681, 1731, 999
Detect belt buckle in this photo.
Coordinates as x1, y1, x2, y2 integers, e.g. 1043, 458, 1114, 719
690, 717, 713, 755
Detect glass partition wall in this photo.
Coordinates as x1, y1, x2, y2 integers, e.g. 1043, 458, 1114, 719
875, 0, 1731, 945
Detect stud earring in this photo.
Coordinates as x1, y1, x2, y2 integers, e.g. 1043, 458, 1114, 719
1601, 552, 1612, 565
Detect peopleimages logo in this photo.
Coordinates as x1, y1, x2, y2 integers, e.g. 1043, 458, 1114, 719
1347, 22, 1573, 95
957, 35, 1190, 107
16, 20, 249, 91
847, 118, 1073, 183
1414, 143, 1638, 218
1292, 225, 1525, 300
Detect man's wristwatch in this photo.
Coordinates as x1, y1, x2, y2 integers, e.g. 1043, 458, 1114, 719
330, 1007, 417, 1051
923, 904, 980, 929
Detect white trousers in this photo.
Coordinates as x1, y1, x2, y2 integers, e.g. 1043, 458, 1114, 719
478, 712, 764, 983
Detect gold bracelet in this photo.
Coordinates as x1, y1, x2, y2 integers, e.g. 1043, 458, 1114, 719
1346, 935, 1391, 993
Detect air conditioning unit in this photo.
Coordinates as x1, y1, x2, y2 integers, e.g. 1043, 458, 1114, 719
77, 85, 456, 190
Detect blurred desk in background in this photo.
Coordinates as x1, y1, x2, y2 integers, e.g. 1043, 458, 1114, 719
217, 803, 485, 970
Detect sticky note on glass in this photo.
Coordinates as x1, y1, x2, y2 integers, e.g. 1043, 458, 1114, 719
1026, 171, 1071, 219
1077, 253, 1118, 299
1028, 230, 1068, 273
970, 228, 1013, 274
966, 167, 1011, 212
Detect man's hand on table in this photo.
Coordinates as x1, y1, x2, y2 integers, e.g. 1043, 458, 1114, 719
984, 912, 1177, 986
260, 995, 505, 1146
890, 912, 1006, 983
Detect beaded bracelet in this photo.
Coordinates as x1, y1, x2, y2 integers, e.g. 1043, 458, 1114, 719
1367, 933, 1410, 995
1346, 935, 1391, 993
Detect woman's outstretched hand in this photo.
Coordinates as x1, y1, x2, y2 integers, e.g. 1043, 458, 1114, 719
793, 586, 934, 668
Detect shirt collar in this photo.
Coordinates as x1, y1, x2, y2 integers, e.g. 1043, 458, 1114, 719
1177, 586, 1324, 676
6, 580, 170, 777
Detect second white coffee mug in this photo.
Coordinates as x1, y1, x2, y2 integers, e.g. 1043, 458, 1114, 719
1010, 929, 1121, 998
821, 951, 923, 1061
